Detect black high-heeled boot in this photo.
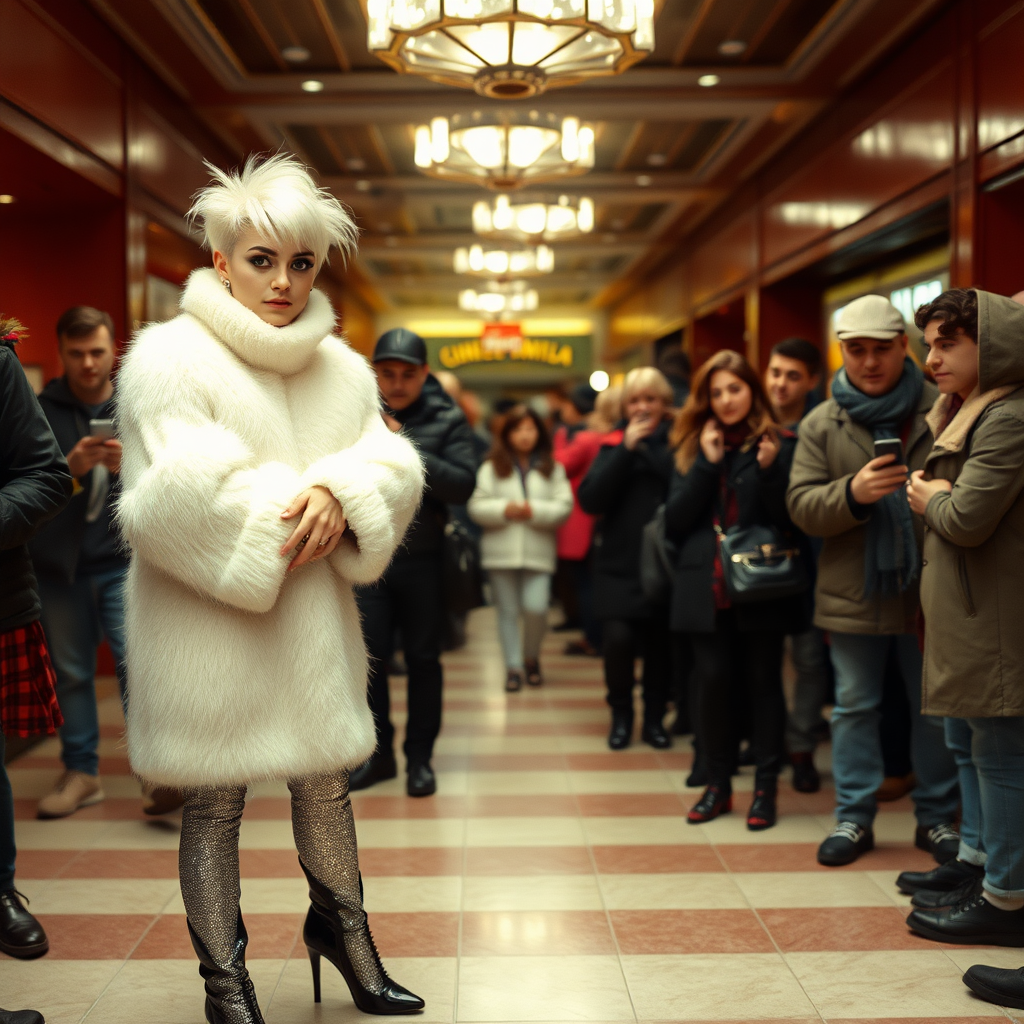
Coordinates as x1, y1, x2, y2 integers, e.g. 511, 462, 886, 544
300, 860, 424, 1015
187, 912, 265, 1024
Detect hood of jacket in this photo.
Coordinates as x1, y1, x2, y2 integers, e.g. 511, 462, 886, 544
180, 268, 336, 375
978, 288, 1024, 392
392, 373, 458, 427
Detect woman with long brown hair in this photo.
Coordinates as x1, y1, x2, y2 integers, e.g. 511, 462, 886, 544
469, 405, 572, 691
667, 350, 809, 830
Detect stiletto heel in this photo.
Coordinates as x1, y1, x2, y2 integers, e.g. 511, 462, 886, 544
300, 860, 425, 1015
309, 947, 322, 1004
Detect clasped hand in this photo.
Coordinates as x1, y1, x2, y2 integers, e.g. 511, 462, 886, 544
505, 501, 533, 521
906, 469, 952, 515
280, 485, 347, 570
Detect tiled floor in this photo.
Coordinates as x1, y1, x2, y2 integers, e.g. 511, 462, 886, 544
4, 608, 1022, 1023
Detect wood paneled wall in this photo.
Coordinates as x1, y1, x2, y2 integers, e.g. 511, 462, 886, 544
607, 0, 1024, 369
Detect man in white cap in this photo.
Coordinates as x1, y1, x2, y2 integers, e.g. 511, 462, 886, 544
788, 294, 959, 867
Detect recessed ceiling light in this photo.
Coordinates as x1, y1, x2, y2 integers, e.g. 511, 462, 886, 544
636, 175, 652, 187
346, 157, 366, 171
282, 45, 311, 62
698, 74, 720, 87
646, 153, 667, 167
0, 194, 15, 204
301, 79, 324, 92
355, 180, 372, 191
718, 40, 746, 56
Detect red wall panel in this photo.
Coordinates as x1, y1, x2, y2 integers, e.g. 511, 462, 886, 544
133, 104, 213, 215
761, 66, 956, 269
689, 211, 757, 310
0, 0, 124, 169
976, 3, 1024, 153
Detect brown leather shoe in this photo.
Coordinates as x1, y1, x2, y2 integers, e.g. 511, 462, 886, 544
36, 770, 104, 819
141, 783, 185, 817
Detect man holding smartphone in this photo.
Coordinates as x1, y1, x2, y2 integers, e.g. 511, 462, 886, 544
28, 308, 143, 818
787, 294, 959, 867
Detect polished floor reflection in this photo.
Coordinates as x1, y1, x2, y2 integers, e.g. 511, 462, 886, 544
4, 609, 1019, 1023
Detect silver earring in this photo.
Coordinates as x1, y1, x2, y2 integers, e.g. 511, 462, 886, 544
221, 278, 231, 292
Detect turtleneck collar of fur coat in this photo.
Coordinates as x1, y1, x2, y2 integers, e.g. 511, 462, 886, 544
180, 267, 336, 375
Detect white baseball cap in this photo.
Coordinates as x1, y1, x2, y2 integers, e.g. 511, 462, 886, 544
835, 294, 906, 341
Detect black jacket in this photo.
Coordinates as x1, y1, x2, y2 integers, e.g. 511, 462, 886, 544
28, 376, 127, 584
390, 374, 479, 559
577, 420, 674, 620
665, 436, 809, 634
0, 344, 73, 632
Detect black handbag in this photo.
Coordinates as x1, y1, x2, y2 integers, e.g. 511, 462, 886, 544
716, 523, 809, 604
442, 517, 486, 613
639, 504, 679, 605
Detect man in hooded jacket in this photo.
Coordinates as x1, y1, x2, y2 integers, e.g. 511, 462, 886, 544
354, 328, 479, 797
890, 290, 1024, 983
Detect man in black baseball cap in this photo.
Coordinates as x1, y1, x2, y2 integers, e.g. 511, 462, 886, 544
353, 328, 479, 797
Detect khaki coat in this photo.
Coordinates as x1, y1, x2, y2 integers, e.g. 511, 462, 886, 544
787, 381, 937, 635
919, 291, 1024, 717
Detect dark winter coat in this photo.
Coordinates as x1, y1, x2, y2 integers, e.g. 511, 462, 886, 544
390, 374, 479, 559
577, 420, 674, 620
665, 436, 809, 635
29, 376, 126, 584
0, 344, 73, 632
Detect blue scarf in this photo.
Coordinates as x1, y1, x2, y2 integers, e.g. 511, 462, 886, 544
831, 358, 923, 597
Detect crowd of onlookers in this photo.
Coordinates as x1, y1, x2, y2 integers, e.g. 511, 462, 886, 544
3, 284, 1024, 1015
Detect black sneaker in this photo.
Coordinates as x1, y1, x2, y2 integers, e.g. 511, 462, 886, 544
907, 890, 1024, 946
349, 750, 398, 792
912, 877, 983, 909
897, 857, 985, 896
817, 822, 874, 866
963, 963, 1024, 1009
915, 822, 960, 864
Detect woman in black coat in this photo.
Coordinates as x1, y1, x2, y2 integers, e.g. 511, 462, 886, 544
578, 367, 675, 750
667, 350, 808, 831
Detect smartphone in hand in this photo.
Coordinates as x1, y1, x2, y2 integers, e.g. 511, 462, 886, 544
89, 418, 115, 440
873, 437, 904, 465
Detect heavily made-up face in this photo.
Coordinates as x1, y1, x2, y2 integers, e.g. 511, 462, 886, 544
213, 226, 317, 327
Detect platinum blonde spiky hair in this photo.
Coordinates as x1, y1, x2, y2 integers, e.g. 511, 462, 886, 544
187, 153, 357, 268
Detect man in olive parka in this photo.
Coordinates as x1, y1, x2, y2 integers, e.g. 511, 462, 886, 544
897, 290, 1024, 983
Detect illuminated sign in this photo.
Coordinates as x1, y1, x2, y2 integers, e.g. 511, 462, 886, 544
435, 323, 578, 370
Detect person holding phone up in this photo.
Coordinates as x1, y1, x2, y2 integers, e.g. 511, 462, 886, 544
787, 294, 959, 867
26, 308, 164, 818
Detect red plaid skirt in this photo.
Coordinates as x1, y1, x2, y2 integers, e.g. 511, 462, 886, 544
1, 620, 64, 738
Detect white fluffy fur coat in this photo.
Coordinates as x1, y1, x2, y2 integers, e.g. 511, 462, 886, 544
116, 269, 424, 787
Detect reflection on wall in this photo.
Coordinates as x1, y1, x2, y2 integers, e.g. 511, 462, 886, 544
146, 275, 182, 324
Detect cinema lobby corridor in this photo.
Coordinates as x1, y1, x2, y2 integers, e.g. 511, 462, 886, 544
0, 610, 1015, 1024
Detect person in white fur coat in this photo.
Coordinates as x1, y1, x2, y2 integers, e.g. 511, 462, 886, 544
468, 405, 572, 691
116, 154, 426, 1024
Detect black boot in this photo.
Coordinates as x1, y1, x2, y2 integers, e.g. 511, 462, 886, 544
349, 749, 398, 792
300, 860, 424, 1014
187, 912, 264, 1024
608, 712, 633, 750
0, 891, 48, 960
0, 1011, 44, 1024
747, 778, 778, 831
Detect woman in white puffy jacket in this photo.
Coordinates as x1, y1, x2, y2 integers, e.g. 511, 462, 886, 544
469, 405, 572, 691
116, 155, 425, 1024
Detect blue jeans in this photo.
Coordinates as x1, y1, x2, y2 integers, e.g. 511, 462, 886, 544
0, 732, 14, 890
38, 566, 128, 777
829, 632, 958, 828
944, 716, 1024, 897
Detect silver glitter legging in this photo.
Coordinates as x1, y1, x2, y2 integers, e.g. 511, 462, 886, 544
179, 769, 386, 993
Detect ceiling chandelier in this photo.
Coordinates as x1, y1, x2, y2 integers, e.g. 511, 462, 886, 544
367, 1, 655, 100
473, 194, 594, 242
459, 280, 539, 315
454, 243, 554, 276
414, 113, 594, 189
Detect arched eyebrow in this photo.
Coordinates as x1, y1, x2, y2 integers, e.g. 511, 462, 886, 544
246, 245, 315, 259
